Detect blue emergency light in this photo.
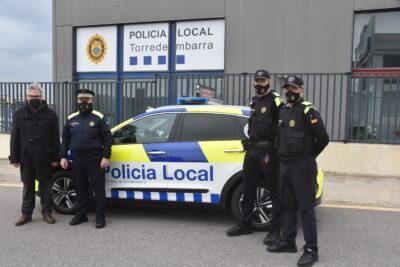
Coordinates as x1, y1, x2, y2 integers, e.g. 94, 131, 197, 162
176, 97, 209, 105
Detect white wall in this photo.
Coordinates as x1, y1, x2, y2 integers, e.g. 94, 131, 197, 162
0, 134, 10, 159
317, 142, 400, 178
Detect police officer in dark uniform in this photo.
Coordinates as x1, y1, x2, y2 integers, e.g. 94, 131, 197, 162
267, 76, 329, 267
10, 84, 60, 226
226, 70, 284, 245
60, 89, 112, 229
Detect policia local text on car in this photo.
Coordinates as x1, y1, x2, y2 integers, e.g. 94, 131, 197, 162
60, 89, 112, 229
267, 76, 329, 267
226, 70, 284, 246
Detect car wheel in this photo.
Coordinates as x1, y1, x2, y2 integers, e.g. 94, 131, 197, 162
50, 171, 77, 214
231, 183, 273, 231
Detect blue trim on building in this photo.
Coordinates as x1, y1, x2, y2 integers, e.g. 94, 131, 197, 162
168, 22, 177, 105
116, 25, 124, 123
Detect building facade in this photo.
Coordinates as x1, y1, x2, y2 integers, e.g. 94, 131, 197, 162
52, 0, 400, 143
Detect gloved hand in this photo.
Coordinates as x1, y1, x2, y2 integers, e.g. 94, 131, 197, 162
241, 139, 252, 150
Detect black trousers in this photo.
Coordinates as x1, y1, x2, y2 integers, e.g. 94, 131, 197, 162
280, 157, 318, 249
20, 163, 53, 216
240, 148, 282, 231
73, 161, 106, 218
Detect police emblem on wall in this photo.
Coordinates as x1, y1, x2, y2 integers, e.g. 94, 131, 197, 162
86, 34, 107, 64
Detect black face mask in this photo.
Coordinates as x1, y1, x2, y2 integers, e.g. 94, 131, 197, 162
78, 102, 93, 113
285, 91, 301, 103
254, 84, 270, 95
28, 99, 42, 109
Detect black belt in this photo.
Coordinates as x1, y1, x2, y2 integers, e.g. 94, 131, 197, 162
242, 139, 274, 150
279, 155, 314, 164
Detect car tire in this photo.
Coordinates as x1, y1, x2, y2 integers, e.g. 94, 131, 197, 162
50, 170, 77, 215
230, 183, 274, 231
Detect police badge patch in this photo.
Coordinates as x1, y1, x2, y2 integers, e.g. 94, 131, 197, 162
89, 121, 95, 127
289, 119, 296, 127
86, 34, 107, 64
261, 107, 267, 113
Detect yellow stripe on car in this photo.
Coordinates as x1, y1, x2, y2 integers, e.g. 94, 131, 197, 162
316, 169, 324, 199
186, 106, 243, 115
110, 144, 150, 162
111, 118, 134, 133
198, 141, 245, 163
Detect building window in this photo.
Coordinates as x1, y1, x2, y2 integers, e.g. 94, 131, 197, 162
353, 10, 400, 69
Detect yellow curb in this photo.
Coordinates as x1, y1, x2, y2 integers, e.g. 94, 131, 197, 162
0, 182, 22, 188
321, 203, 400, 212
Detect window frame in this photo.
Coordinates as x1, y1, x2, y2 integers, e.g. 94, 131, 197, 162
111, 112, 181, 145
352, 8, 400, 71
174, 112, 246, 142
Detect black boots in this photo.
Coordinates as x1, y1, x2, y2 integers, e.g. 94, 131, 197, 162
226, 224, 252, 237
263, 230, 282, 245
69, 215, 88, 226
267, 240, 298, 253
95, 217, 106, 229
297, 247, 319, 266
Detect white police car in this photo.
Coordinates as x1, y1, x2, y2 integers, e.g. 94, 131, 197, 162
48, 97, 324, 230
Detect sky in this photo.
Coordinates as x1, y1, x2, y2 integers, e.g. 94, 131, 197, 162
0, 0, 52, 82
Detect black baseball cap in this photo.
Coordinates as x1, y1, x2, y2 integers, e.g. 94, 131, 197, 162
282, 76, 304, 88
253, 69, 271, 80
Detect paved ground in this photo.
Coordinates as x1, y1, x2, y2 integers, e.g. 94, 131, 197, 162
1, 159, 400, 266
0, 186, 399, 266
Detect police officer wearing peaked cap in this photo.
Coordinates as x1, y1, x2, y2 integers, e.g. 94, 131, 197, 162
226, 70, 284, 246
267, 76, 329, 267
60, 89, 112, 229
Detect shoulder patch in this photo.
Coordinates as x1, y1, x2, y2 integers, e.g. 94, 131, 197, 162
272, 92, 283, 107
301, 101, 315, 114
92, 110, 104, 119
67, 111, 79, 120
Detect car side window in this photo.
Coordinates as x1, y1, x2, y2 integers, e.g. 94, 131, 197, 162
113, 113, 177, 144
179, 113, 243, 141
237, 116, 249, 138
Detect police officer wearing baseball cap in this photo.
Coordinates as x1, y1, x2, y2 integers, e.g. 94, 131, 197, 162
226, 70, 284, 246
60, 89, 112, 228
267, 76, 329, 267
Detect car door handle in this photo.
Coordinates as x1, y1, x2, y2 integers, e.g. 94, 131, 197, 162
146, 151, 167, 155
224, 148, 244, 153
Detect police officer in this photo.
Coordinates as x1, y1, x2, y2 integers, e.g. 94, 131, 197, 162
10, 84, 60, 226
267, 76, 329, 267
226, 70, 284, 245
60, 89, 112, 229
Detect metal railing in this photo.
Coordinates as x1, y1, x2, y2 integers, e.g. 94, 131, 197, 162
0, 72, 399, 144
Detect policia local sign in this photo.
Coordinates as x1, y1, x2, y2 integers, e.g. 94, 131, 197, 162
76, 20, 225, 73
123, 23, 169, 72
175, 20, 225, 71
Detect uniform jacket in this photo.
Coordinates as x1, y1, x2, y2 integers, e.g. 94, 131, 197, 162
277, 99, 329, 159
248, 90, 284, 143
60, 110, 112, 162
